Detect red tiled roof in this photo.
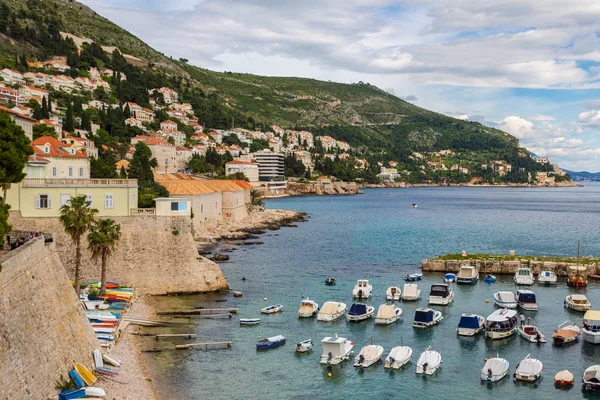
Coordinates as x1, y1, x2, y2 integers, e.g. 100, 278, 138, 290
233, 180, 253, 189
0, 105, 36, 122
31, 136, 87, 158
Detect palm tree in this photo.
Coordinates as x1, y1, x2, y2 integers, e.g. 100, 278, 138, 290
87, 218, 121, 296
59, 195, 98, 296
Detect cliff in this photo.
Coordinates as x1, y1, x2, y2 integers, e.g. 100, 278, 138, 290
287, 181, 362, 196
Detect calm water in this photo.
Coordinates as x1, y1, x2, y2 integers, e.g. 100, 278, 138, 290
143, 185, 600, 400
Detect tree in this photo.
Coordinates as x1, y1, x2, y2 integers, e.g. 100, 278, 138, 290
249, 189, 264, 212
40, 96, 49, 119
167, 136, 175, 145
0, 111, 33, 201
0, 199, 11, 248
119, 166, 127, 179
87, 218, 121, 296
129, 142, 168, 207
59, 195, 98, 296
64, 102, 74, 132
33, 124, 58, 139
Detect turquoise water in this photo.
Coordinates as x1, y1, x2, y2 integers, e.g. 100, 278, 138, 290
143, 185, 600, 399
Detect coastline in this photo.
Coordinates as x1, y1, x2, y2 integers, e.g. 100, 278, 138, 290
362, 181, 582, 188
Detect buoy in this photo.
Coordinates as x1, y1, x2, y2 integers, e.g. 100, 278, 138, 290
328, 372, 332, 378
264, 297, 268, 301
485, 299, 489, 303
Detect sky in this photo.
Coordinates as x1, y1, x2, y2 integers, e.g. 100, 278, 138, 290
81, 0, 600, 172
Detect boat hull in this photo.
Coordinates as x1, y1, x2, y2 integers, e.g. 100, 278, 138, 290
375, 316, 400, 325
456, 277, 478, 284
518, 302, 538, 311
256, 339, 286, 350
428, 293, 454, 306
458, 326, 484, 336
413, 316, 443, 329
515, 372, 542, 382
486, 326, 517, 340
582, 330, 600, 344
320, 348, 353, 365
347, 312, 374, 322
494, 300, 517, 309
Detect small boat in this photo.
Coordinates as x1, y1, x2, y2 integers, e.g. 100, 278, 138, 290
95, 334, 115, 341
583, 365, 600, 392
582, 310, 600, 344
518, 317, 546, 343
415, 345, 442, 375
516, 290, 538, 311
374, 304, 403, 325
552, 321, 581, 345
256, 335, 286, 350
347, 303, 375, 322
427, 283, 454, 306
85, 311, 118, 322
320, 335, 354, 365
354, 345, 384, 368
260, 304, 282, 314
554, 370, 574, 386
401, 283, 421, 301
317, 301, 347, 322
69, 369, 85, 389
494, 291, 517, 309
240, 318, 261, 325
481, 354, 509, 382
102, 354, 122, 368
444, 273, 456, 283
457, 265, 479, 284
85, 387, 106, 398
404, 273, 422, 282
298, 298, 319, 318
94, 366, 119, 376
384, 345, 412, 369
538, 270, 557, 285
457, 313, 485, 336
567, 265, 588, 287
93, 326, 116, 334
295, 339, 313, 353
386, 286, 402, 301
485, 308, 519, 340
352, 279, 373, 299
514, 267, 534, 285
565, 294, 591, 312
58, 388, 86, 400
74, 363, 96, 386
484, 274, 496, 283
88, 281, 119, 289
412, 203, 417, 208
590, 275, 600, 281
325, 277, 336, 286
413, 308, 443, 329
514, 354, 543, 382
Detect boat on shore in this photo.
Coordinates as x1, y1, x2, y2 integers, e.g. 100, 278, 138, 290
415, 345, 442, 375
320, 336, 354, 365
518, 317, 546, 343
481, 354, 509, 382
485, 308, 518, 340
538, 270, 557, 285
493, 291, 517, 309
514, 267, 534, 285
514, 354, 543, 382
374, 304, 403, 325
354, 340, 384, 368
457, 266, 479, 284
565, 294, 591, 312
384, 345, 412, 369
402, 283, 421, 301
295, 339, 313, 353
427, 284, 454, 306
352, 279, 372, 299
386, 286, 401, 301
404, 273, 422, 282
347, 303, 375, 322
298, 298, 319, 318
554, 370, 574, 387
261, 304, 283, 314
583, 365, 600, 392
240, 318, 260, 325
413, 308, 442, 329
552, 321, 580, 346
582, 310, 600, 344
444, 273, 456, 283
457, 313, 485, 336
317, 301, 347, 322
256, 335, 286, 350
567, 265, 588, 287
516, 290, 538, 311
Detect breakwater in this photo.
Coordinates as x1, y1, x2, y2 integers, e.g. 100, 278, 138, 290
286, 181, 361, 195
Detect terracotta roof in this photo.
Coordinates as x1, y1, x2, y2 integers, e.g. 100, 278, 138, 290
31, 136, 87, 158
233, 180, 253, 189
147, 138, 170, 146
161, 120, 176, 124
0, 105, 36, 122
154, 174, 247, 195
116, 159, 130, 169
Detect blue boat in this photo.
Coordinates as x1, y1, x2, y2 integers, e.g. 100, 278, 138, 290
484, 275, 496, 283
444, 273, 456, 283
457, 313, 485, 336
413, 308, 443, 329
404, 273, 423, 282
58, 388, 86, 400
256, 335, 286, 350
69, 369, 85, 389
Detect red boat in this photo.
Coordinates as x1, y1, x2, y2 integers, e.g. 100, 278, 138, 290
567, 266, 588, 287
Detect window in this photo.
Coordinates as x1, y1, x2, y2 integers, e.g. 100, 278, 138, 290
85, 194, 92, 206
171, 202, 187, 211
69, 167, 73, 177
60, 194, 71, 206
104, 194, 114, 209
36, 194, 51, 209
52, 167, 57, 177
79, 167, 84, 177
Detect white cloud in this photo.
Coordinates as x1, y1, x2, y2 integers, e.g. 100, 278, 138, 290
497, 116, 534, 138
578, 110, 600, 126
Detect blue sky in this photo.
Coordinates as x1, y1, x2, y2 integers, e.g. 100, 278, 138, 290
81, 0, 600, 171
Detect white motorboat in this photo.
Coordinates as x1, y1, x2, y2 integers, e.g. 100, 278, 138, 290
565, 294, 591, 312
493, 291, 517, 309
317, 301, 347, 322
481, 354, 509, 382
347, 303, 375, 322
384, 345, 412, 369
295, 339, 313, 353
456, 266, 479, 284
261, 304, 283, 314
583, 365, 600, 392
518, 317, 546, 343
298, 298, 319, 318
552, 321, 581, 346
582, 310, 600, 344
444, 273, 457, 283
537, 270, 557, 285
374, 304, 403, 325
401, 283, 421, 301
320, 335, 354, 365
413, 308, 443, 329
514, 267, 534, 285
514, 354, 543, 382
352, 279, 372, 299
516, 290, 538, 311
485, 308, 518, 340
240, 318, 260, 325
386, 286, 402, 301
427, 284, 454, 306
457, 313, 485, 336
354, 343, 384, 368
415, 345, 442, 375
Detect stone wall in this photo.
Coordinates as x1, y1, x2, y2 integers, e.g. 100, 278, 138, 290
287, 181, 361, 196
8, 212, 229, 295
422, 258, 600, 276
0, 238, 98, 399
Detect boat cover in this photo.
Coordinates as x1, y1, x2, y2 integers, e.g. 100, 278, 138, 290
518, 359, 542, 375
484, 358, 508, 374
487, 308, 517, 322
320, 302, 342, 315
403, 284, 419, 296
584, 310, 600, 321
414, 309, 434, 323
571, 294, 589, 302
376, 305, 396, 319
555, 328, 579, 339
299, 303, 316, 313
554, 370, 574, 382
495, 292, 516, 302
518, 291, 536, 303
360, 345, 383, 359
349, 303, 368, 316
584, 367, 600, 383
429, 284, 450, 297
458, 314, 481, 329
541, 271, 554, 278
460, 267, 476, 278
444, 273, 456, 279
387, 287, 400, 295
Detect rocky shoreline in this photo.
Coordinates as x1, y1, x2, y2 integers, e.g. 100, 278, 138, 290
363, 181, 581, 188
287, 181, 362, 195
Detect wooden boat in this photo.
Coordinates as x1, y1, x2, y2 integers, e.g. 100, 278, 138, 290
295, 338, 313, 353
325, 277, 336, 286
88, 281, 119, 289
84, 387, 106, 398
415, 345, 442, 375
494, 291, 517, 309
554, 370, 574, 386
538, 270, 557, 285
518, 317, 546, 343
514, 354, 543, 382
516, 290, 538, 311
93, 326, 116, 334
457, 266, 479, 284
427, 284, 454, 306
85, 312, 118, 322
404, 273, 422, 282
347, 303, 375, 322
484, 274, 496, 283
567, 265, 588, 287
317, 301, 347, 322
69, 369, 85, 389
74, 363, 96, 386
320, 335, 354, 365
240, 318, 260, 325
514, 267, 534, 285
583, 365, 600, 392
96, 334, 115, 341
457, 313, 485, 336
256, 335, 286, 350
58, 388, 86, 400
443, 273, 456, 283
485, 309, 518, 340
481, 354, 509, 382
94, 366, 119, 376
590, 275, 600, 281
260, 304, 282, 314
401, 283, 421, 301
374, 304, 403, 325
352, 279, 372, 299
385, 286, 402, 301
582, 310, 600, 344
413, 308, 443, 329
298, 298, 319, 318
384, 345, 412, 369
354, 343, 384, 368
552, 321, 580, 346
565, 294, 591, 312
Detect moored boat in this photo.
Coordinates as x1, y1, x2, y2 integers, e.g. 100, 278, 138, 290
567, 265, 588, 287
404, 273, 422, 282
444, 273, 456, 283
256, 335, 286, 350
413, 308, 443, 329
352, 279, 373, 299
565, 294, 591, 312
583, 365, 600, 392
554, 370, 574, 386
401, 283, 421, 301
325, 277, 336, 286
374, 304, 403, 325
427, 283, 454, 306
514, 354, 543, 382
386, 286, 402, 301
320, 335, 354, 365
518, 317, 546, 343
582, 310, 600, 344
295, 338, 313, 353
481, 354, 509, 382
317, 301, 347, 322
514, 267, 534, 285
552, 321, 580, 346
485, 308, 518, 340
298, 298, 319, 318
457, 313, 485, 336
240, 318, 260, 325
538, 270, 557, 285
484, 274, 496, 283
347, 303, 375, 322
494, 291, 517, 309
415, 345, 442, 375
260, 304, 283, 314
516, 290, 538, 311
457, 266, 479, 284
384, 345, 412, 369
58, 388, 86, 400
354, 343, 384, 368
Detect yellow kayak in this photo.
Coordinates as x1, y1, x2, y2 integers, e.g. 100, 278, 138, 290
74, 363, 96, 386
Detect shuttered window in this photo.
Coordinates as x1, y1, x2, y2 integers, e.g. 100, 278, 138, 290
36, 194, 51, 209
105, 194, 114, 209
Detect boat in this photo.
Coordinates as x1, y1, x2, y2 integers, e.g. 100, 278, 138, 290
514, 354, 543, 382
456, 313, 485, 336
347, 303, 375, 322
554, 370, 574, 386
352, 279, 373, 299
552, 321, 581, 346
582, 310, 600, 344
74, 363, 96, 386
412, 203, 418, 208
298, 298, 319, 318
516, 290, 538, 311
485, 308, 518, 340
256, 335, 286, 350
514, 267, 534, 285
295, 339, 313, 353
583, 365, 600, 392
493, 291, 517, 309
427, 284, 454, 305
88, 281, 119, 289
484, 274, 496, 283
565, 294, 591, 312
444, 273, 456, 283
240, 318, 261, 325
58, 388, 86, 400
456, 265, 479, 284
320, 335, 354, 365
413, 308, 443, 329
94, 366, 118, 376
384, 345, 412, 369
102, 354, 122, 368
374, 304, 403, 325
590, 275, 600, 281
354, 341, 384, 368
481, 354, 509, 382
386, 286, 402, 301
84, 387, 106, 398
415, 345, 442, 375
317, 301, 347, 322
401, 283, 421, 301
518, 317, 546, 343
69, 369, 85, 389
260, 304, 282, 314
568, 265, 588, 287
538, 270, 557, 285
325, 277, 336, 286
404, 273, 422, 282
85, 311, 118, 322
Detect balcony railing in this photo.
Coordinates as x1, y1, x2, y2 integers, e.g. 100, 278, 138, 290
130, 208, 156, 216
21, 178, 138, 187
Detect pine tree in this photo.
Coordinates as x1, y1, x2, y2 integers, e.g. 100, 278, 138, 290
123, 103, 131, 119
40, 97, 49, 119
80, 112, 91, 131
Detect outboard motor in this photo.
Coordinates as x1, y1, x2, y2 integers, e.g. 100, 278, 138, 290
487, 368, 492, 379
358, 290, 363, 299
327, 352, 333, 363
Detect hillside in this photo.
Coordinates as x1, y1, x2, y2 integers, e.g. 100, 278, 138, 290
565, 170, 600, 182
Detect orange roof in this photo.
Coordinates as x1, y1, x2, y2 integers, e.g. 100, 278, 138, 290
161, 119, 176, 124
233, 180, 253, 189
154, 174, 247, 195
31, 136, 87, 158
147, 138, 170, 146
0, 105, 36, 121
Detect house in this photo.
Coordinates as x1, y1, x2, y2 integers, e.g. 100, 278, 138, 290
19, 86, 49, 100
135, 136, 178, 173
30, 136, 89, 178
11, 106, 34, 117
124, 117, 144, 129
192, 133, 211, 144
337, 141, 351, 151
115, 159, 130, 174
0, 68, 24, 84
251, 150, 286, 195
536, 157, 550, 165
189, 122, 203, 132
175, 147, 193, 170
0, 105, 35, 140
207, 131, 223, 144
378, 167, 401, 181
160, 119, 178, 131
389, 161, 398, 167
316, 135, 337, 151
157, 129, 186, 147
35, 119, 63, 137
88, 100, 110, 111
0, 87, 24, 105
225, 160, 259, 182
60, 136, 99, 158
134, 107, 154, 123
170, 103, 192, 113
155, 87, 179, 104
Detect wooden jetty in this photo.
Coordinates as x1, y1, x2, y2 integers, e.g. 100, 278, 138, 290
175, 341, 232, 350
157, 308, 238, 316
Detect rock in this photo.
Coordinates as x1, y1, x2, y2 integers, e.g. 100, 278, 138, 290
210, 254, 230, 262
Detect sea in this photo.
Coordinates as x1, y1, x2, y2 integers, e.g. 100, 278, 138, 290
142, 184, 600, 400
